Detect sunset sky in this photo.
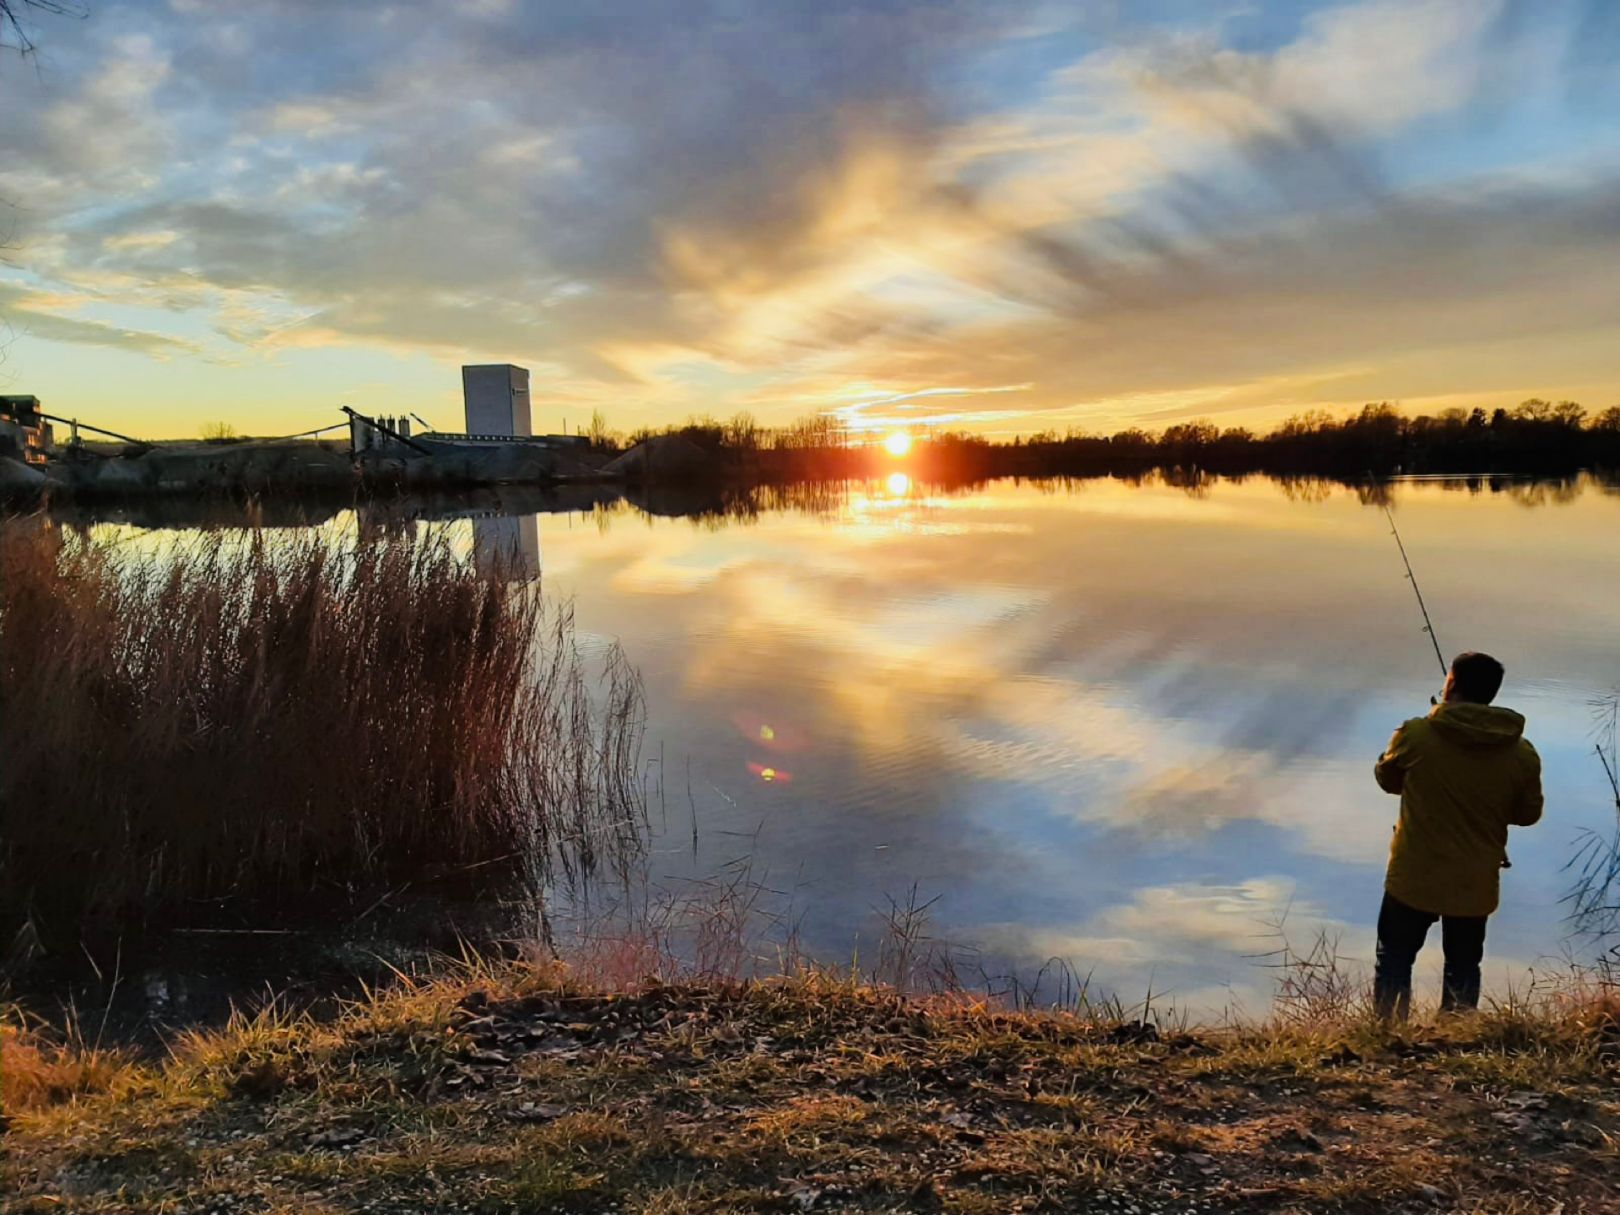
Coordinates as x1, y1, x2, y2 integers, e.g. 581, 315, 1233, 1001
2, 0, 1618, 440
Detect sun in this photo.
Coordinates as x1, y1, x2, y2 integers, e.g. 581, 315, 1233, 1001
883, 430, 912, 457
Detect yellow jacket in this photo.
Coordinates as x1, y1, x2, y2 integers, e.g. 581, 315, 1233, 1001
1375, 702, 1543, 917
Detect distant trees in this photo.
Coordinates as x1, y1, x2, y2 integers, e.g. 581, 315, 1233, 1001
589, 397, 1620, 486
1069, 398, 1615, 478
1159, 419, 1219, 462
772, 412, 847, 451
722, 411, 762, 453
583, 408, 616, 450
1510, 398, 1585, 427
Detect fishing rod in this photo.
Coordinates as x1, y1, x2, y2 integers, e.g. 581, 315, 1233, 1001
1383, 504, 1447, 684
1384, 503, 1513, 867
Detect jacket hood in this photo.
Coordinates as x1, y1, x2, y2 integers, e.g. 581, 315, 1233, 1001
1428, 702, 1526, 747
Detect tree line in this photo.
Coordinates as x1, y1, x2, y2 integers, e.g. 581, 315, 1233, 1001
584, 399, 1620, 482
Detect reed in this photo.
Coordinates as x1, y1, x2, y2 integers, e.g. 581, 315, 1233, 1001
1566, 691, 1620, 952
0, 518, 644, 947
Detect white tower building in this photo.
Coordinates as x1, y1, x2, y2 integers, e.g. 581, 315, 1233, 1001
461, 364, 532, 437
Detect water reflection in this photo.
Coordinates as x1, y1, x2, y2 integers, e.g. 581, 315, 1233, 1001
472, 512, 540, 579
57, 472, 1620, 1014
516, 472, 1619, 1012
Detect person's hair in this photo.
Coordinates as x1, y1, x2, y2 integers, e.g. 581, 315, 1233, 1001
1450, 651, 1505, 704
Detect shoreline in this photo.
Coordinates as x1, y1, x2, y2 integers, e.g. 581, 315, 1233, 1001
3, 462, 1614, 524
3, 419, 1618, 507
7, 965, 1618, 1213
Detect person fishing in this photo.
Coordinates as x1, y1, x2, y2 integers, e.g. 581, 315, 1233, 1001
1372, 650, 1544, 1019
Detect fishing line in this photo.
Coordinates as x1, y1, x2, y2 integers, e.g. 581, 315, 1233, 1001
1383, 504, 1447, 681
1384, 502, 1516, 868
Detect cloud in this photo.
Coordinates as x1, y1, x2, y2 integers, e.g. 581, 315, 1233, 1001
568, 482, 1418, 872
0, 32, 173, 210
967, 876, 1369, 1014
0, 281, 200, 357
1023, 877, 1338, 966
2, 1, 1618, 430
979, 871, 1551, 1015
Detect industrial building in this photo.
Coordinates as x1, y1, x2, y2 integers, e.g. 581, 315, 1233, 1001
398, 365, 585, 450
0, 396, 54, 466
462, 364, 532, 437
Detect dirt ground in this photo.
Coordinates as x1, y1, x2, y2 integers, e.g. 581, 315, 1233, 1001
6, 974, 1618, 1213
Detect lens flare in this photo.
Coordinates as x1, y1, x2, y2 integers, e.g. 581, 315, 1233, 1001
883, 430, 912, 457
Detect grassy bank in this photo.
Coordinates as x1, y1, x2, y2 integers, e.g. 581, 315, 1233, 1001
5, 964, 1618, 1213
0, 520, 643, 950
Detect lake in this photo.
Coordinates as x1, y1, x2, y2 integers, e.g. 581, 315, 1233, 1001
79, 472, 1620, 1016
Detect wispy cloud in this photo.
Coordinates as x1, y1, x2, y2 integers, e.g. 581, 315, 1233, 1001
0, 281, 200, 357
1, 0, 1617, 433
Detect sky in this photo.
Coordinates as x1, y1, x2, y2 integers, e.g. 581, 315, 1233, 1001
2, 0, 1619, 441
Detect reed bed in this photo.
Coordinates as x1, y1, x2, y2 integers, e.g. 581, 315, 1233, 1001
0, 518, 644, 947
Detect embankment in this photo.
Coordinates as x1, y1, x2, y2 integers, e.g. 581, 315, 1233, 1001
5, 967, 1618, 1213
0, 436, 621, 504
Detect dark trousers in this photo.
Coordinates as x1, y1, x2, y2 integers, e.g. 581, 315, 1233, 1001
1373, 892, 1487, 1020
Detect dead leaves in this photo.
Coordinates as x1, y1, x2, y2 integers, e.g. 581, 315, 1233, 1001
505, 1101, 570, 1123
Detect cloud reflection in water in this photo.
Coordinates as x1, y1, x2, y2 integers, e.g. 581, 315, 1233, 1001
503, 475, 1620, 1013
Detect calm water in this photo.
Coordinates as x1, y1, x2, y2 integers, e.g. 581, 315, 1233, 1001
93, 473, 1620, 1014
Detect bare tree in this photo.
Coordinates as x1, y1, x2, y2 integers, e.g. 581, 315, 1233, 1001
1, 0, 86, 56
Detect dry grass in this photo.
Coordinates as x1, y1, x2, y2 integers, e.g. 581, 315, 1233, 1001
0, 1008, 137, 1118
1566, 690, 1620, 947
5, 962, 1618, 1212
0, 518, 644, 946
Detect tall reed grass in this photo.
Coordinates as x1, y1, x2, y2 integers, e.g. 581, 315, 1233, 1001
0, 518, 643, 949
